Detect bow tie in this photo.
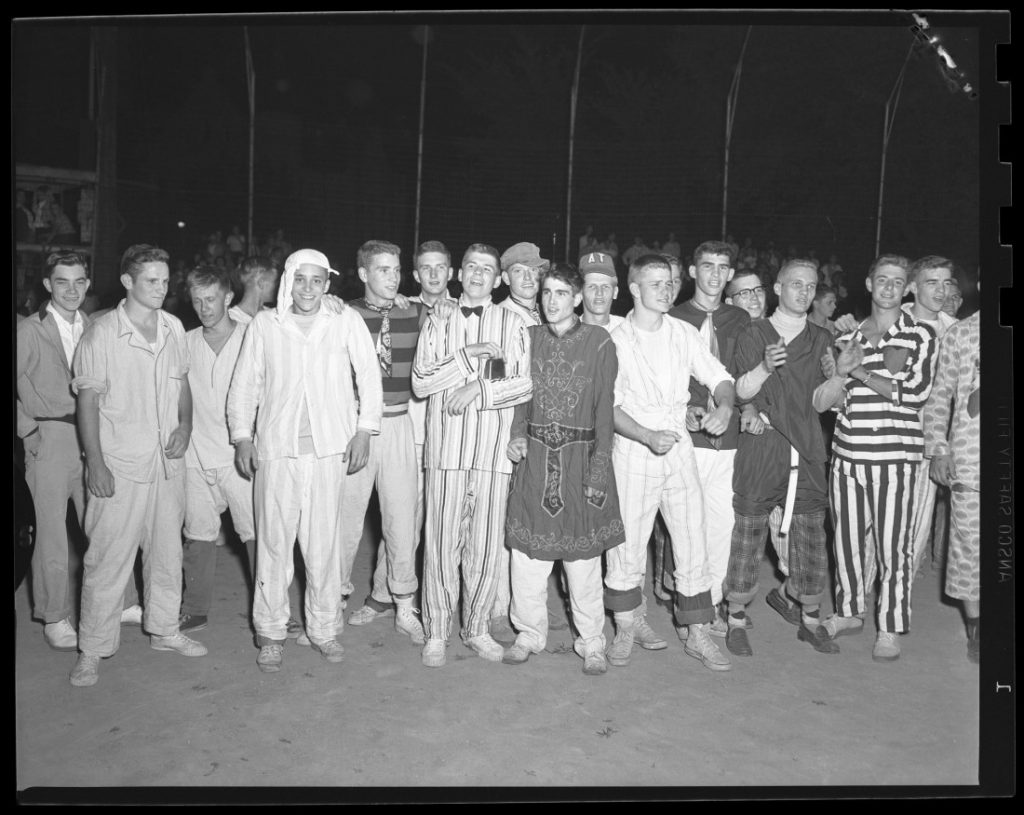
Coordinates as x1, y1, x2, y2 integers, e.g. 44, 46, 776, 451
461, 305, 484, 318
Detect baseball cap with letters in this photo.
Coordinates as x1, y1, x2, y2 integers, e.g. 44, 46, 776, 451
579, 251, 616, 278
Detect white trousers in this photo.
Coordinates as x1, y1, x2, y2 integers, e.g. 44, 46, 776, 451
253, 454, 346, 643
510, 549, 605, 654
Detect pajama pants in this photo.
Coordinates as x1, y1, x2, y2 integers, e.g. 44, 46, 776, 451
253, 454, 346, 645
606, 447, 713, 625
830, 458, 917, 634
24, 422, 85, 624
338, 413, 419, 601
725, 510, 828, 606
944, 486, 980, 603
908, 458, 939, 577
79, 471, 185, 657
182, 463, 256, 617
509, 548, 605, 654
692, 447, 736, 606
360, 444, 425, 605
422, 468, 510, 641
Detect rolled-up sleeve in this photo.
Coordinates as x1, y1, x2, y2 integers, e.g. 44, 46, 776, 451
71, 327, 108, 395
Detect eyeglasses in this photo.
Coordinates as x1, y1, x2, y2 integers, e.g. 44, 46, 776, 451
731, 286, 765, 299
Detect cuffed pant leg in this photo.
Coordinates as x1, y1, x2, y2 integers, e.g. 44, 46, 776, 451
461, 470, 510, 639
79, 475, 148, 657
606, 452, 663, 595
297, 454, 345, 643
563, 557, 606, 652
693, 447, 736, 606
509, 548, 551, 652
724, 512, 770, 607
786, 510, 828, 606
139, 472, 186, 637
253, 458, 303, 644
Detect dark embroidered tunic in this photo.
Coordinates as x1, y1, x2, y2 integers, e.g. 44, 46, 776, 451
505, 320, 625, 561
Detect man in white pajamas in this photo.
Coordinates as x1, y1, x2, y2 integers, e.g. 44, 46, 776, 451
179, 265, 255, 633
228, 248, 383, 673
607, 253, 734, 672
71, 244, 205, 687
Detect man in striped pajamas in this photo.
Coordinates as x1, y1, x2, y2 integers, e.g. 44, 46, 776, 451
607, 254, 734, 672
339, 241, 427, 645
228, 249, 383, 673
814, 255, 937, 662
412, 243, 533, 668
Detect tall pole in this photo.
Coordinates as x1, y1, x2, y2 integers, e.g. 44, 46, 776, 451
244, 27, 256, 257
875, 41, 916, 257
565, 24, 585, 262
413, 25, 430, 254
721, 26, 752, 240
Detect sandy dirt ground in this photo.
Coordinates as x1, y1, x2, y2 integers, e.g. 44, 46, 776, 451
16, 519, 980, 801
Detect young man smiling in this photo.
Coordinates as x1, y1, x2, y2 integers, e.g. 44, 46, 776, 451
340, 241, 427, 645
503, 264, 625, 676
412, 243, 532, 667
606, 254, 734, 672
814, 255, 937, 662
723, 259, 838, 657
228, 248, 383, 673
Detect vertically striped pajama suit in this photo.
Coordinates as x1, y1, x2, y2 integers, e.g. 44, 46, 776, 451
830, 311, 937, 634
412, 299, 532, 642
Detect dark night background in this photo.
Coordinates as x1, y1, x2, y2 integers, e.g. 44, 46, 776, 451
14, 12, 986, 307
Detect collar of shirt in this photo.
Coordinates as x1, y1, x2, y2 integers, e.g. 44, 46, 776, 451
46, 301, 85, 364
114, 299, 169, 352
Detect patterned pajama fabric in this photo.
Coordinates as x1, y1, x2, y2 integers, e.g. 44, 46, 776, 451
725, 509, 827, 606
830, 458, 917, 633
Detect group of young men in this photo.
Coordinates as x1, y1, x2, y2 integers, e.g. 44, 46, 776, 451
16, 235, 980, 688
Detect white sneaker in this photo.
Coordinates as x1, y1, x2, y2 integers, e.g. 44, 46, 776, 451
150, 632, 208, 657
395, 604, 426, 645
44, 618, 78, 651
465, 633, 504, 662
348, 604, 395, 626
296, 631, 311, 647
120, 604, 143, 626
684, 623, 732, 671
872, 630, 901, 662
422, 638, 447, 668
70, 653, 100, 687
310, 638, 345, 663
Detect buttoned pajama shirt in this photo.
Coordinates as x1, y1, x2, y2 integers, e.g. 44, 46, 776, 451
227, 305, 382, 645
182, 323, 255, 617
830, 312, 937, 634
73, 303, 190, 657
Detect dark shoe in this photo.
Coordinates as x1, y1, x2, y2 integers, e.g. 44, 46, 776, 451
725, 625, 753, 657
178, 613, 208, 633
797, 622, 840, 654
822, 614, 865, 639
966, 620, 979, 664
765, 588, 801, 626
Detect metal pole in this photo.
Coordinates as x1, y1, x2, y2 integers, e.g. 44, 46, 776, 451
413, 25, 429, 254
875, 41, 915, 257
245, 28, 255, 257
721, 26, 752, 240
565, 25, 585, 262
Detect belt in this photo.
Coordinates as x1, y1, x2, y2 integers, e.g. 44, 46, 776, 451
527, 422, 595, 450
34, 414, 76, 425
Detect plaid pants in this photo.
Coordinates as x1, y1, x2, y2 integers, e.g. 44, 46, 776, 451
724, 509, 828, 606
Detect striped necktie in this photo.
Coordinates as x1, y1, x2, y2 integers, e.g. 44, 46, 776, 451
364, 301, 393, 377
